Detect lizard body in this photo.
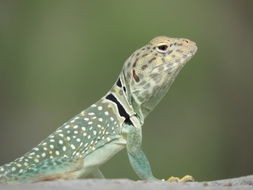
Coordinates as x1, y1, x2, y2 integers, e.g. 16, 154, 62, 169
0, 36, 197, 184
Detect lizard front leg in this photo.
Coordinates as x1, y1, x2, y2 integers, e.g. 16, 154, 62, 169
124, 124, 158, 180
124, 124, 194, 182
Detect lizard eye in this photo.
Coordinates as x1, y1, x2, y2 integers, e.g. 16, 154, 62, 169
156, 44, 168, 53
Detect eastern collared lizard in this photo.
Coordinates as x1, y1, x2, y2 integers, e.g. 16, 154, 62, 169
0, 36, 197, 184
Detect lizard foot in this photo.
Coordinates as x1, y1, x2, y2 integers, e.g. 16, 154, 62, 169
167, 175, 194, 182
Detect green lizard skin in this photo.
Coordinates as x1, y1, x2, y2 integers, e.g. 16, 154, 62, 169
0, 36, 197, 184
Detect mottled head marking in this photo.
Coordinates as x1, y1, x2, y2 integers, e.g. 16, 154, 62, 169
121, 36, 197, 117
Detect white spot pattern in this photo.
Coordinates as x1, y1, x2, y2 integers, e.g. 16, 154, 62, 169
0, 101, 121, 182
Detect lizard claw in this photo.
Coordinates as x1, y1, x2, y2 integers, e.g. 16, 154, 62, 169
167, 175, 195, 182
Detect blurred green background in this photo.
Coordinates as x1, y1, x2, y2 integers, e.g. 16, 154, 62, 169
0, 0, 253, 181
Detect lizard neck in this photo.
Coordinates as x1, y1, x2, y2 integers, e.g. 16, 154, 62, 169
103, 74, 144, 127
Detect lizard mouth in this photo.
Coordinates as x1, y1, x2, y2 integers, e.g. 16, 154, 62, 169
190, 45, 198, 56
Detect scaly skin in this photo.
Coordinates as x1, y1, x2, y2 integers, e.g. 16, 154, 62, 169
0, 36, 197, 184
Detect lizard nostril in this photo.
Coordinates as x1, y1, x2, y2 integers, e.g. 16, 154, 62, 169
183, 40, 189, 43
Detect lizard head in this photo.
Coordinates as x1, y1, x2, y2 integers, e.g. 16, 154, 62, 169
121, 36, 197, 118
